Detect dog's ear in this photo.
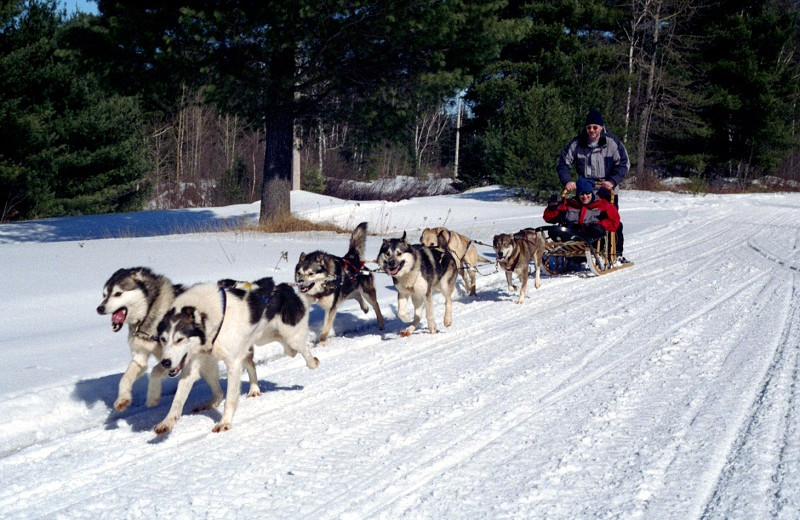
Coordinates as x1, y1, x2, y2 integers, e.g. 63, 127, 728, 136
194, 309, 208, 330
401, 231, 407, 243
179, 305, 204, 329
157, 308, 176, 337
437, 231, 449, 250
299, 252, 306, 262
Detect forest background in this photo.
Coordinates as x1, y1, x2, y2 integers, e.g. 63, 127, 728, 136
2, 0, 799, 223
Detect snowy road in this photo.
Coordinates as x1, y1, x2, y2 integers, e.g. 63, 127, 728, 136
0, 189, 798, 519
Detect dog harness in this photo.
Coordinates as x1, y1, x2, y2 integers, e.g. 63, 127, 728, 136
210, 287, 228, 346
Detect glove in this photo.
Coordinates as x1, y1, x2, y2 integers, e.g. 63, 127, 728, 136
546, 193, 559, 211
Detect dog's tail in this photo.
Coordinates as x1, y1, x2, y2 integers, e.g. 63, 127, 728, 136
346, 221, 368, 261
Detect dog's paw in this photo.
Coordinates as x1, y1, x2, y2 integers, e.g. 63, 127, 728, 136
154, 421, 173, 435
508, 285, 517, 292
307, 357, 320, 369
444, 317, 452, 327
514, 297, 525, 304
247, 389, 262, 398
212, 421, 231, 433
114, 396, 131, 412
401, 326, 415, 337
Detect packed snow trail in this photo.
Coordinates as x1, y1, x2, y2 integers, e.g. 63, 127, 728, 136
0, 189, 798, 519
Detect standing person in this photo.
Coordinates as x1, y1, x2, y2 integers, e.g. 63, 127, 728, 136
556, 109, 630, 262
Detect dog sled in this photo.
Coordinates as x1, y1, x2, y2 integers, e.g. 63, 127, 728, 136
531, 225, 633, 276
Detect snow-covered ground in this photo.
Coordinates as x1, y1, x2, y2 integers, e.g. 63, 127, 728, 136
0, 187, 798, 519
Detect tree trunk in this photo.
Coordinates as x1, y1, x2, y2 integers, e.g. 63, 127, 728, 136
260, 104, 294, 224
637, 0, 663, 177
259, 45, 296, 224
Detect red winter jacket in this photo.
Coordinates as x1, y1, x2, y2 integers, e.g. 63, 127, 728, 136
543, 195, 620, 232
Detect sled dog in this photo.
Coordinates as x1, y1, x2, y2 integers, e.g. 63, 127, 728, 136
97, 267, 184, 412
420, 227, 490, 296
295, 222, 385, 344
377, 231, 458, 336
492, 228, 545, 304
154, 278, 318, 434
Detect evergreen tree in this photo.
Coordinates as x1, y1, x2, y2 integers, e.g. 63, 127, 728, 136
465, 0, 627, 197
97, 0, 513, 223
695, 0, 800, 179
0, 0, 147, 220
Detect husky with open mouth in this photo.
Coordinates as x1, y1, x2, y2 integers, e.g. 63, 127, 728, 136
97, 267, 185, 412
295, 222, 385, 344
154, 277, 318, 434
377, 231, 458, 336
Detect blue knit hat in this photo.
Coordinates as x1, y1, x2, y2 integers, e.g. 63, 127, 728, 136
576, 177, 594, 195
585, 110, 605, 127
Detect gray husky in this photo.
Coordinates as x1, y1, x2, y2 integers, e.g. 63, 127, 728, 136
154, 277, 318, 434
377, 231, 458, 336
97, 267, 184, 411
295, 222, 385, 344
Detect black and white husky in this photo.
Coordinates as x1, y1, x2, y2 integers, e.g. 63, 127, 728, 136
295, 222, 385, 344
97, 267, 184, 412
377, 231, 458, 336
154, 277, 318, 434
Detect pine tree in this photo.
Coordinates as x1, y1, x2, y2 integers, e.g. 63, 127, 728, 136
0, 1, 147, 220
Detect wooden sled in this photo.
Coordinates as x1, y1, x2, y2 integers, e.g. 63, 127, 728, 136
536, 225, 634, 276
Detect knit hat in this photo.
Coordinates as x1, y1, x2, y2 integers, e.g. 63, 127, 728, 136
576, 177, 595, 195
585, 110, 605, 127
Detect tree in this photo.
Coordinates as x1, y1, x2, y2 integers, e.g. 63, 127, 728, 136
0, 1, 148, 220
694, 0, 800, 179
466, 0, 626, 196
97, 0, 512, 223
622, 0, 707, 177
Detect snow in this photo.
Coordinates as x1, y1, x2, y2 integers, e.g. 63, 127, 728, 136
0, 186, 798, 519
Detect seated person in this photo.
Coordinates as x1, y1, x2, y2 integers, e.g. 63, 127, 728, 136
542, 177, 620, 243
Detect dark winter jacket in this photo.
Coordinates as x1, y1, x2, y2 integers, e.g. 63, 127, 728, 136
557, 130, 630, 188
543, 194, 621, 233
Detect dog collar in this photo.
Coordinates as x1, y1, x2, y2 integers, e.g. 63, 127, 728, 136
133, 328, 159, 342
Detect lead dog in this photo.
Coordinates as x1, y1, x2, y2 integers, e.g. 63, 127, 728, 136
295, 222, 385, 344
492, 228, 545, 304
154, 277, 318, 434
420, 227, 489, 296
97, 267, 184, 411
378, 231, 458, 336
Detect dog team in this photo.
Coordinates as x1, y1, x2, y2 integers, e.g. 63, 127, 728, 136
97, 223, 545, 434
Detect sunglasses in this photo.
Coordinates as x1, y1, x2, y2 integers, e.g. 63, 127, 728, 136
586, 124, 603, 131
578, 191, 593, 196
